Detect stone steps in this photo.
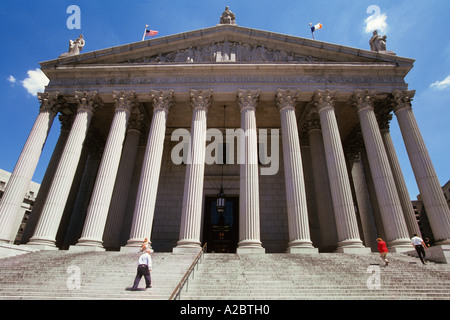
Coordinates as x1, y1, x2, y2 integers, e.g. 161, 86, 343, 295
178, 253, 450, 300
1, 250, 449, 300
0, 250, 198, 300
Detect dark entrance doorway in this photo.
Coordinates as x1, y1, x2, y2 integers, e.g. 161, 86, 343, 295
203, 196, 239, 253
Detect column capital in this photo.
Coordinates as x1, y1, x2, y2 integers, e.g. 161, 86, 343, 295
377, 110, 393, 132
275, 89, 300, 112
237, 89, 260, 112
306, 109, 321, 132
150, 89, 174, 113
74, 91, 103, 114
190, 89, 213, 111
310, 89, 338, 112
58, 113, 75, 132
391, 90, 415, 113
127, 109, 145, 132
37, 91, 64, 114
112, 90, 138, 113
350, 89, 377, 113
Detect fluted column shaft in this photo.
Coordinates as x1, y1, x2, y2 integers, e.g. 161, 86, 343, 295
392, 90, 450, 244
378, 110, 421, 237
74, 91, 136, 249
350, 155, 379, 251
0, 92, 60, 243
306, 111, 338, 251
351, 90, 410, 250
28, 91, 101, 248
311, 90, 366, 252
236, 89, 265, 253
127, 90, 173, 249
21, 114, 73, 243
103, 111, 143, 249
174, 90, 211, 252
276, 89, 316, 253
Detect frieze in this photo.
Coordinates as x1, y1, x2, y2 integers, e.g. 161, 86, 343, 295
48, 75, 405, 87
124, 41, 321, 64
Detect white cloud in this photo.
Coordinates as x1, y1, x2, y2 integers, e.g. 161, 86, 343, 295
430, 75, 450, 90
364, 6, 387, 33
21, 69, 49, 96
7, 75, 16, 84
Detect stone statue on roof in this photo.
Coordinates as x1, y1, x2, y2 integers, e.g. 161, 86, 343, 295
369, 30, 386, 52
59, 34, 85, 58
219, 6, 236, 25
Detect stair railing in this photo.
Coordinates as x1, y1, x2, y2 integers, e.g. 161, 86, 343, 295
169, 243, 207, 300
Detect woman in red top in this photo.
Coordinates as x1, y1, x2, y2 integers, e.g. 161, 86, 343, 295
376, 238, 389, 266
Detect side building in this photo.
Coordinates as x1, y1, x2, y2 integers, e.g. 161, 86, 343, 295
0, 169, 40, 244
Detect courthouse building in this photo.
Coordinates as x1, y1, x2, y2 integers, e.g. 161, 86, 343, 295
0, 9, 449, 257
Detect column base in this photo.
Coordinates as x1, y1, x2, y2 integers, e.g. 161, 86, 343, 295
69, 239, 105, 252
173, 239, 202, 254
387, 238, 414, 253
122, 238, 153, 253
287, 240, 318, 254
237, 240, 265, 254
335, 239, 371, 254
26, 237, 58, 250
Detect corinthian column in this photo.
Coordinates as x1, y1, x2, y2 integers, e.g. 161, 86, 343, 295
236, 89, 265, 254
351, 90, 410, 251
21, 113, 74, 244
377, 107, 421, 237
174, 89, 211, 253
27, 91, 102, 249
0, 92, 61, 243
310, 90, 368, 253
73, 91, 137, 250
103, 109, 144, 250
125, 90, 173, 251
392, 90, 450, 244
305, 110, 338, 251
276, 89, 317, 253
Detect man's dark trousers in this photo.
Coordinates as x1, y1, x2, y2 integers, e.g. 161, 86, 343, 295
415, 245, 426, 264
132, 264, 151, 289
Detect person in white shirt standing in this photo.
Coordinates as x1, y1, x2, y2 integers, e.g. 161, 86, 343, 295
131, 248, 152, 290
411, 233, 427, 264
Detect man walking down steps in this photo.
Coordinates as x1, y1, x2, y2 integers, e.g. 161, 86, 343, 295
131, 248, 152, 290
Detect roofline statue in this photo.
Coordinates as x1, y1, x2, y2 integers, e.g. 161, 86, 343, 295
369, 30, 395, 55
59, 34, 85, 58
219, 6, 236, 25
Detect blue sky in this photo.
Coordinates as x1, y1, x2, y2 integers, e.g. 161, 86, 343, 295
0, 0, 449, 199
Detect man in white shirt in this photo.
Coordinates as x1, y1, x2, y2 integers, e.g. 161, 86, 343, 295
131, 248, 152, 290
411, 233, 427, 264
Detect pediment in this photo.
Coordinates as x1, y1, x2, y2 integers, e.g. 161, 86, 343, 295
41, 24, 414, 70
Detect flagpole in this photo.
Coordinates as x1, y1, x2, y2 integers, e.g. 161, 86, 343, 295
142, 24, 149, 41
309, 23, 315, 40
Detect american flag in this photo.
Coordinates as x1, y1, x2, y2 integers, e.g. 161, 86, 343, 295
145, 29, 158, 37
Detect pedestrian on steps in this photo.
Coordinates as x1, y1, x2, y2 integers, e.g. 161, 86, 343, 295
376, 238, 389, 266
131, 248, 152, 290
411, 234, 427, 264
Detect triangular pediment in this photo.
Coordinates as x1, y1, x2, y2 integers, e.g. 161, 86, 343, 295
41, 24, 414, 70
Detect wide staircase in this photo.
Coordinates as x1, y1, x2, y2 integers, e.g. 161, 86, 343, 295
177, 253, 450, 300
0, 250, 198, 300
0, 250, 449, 300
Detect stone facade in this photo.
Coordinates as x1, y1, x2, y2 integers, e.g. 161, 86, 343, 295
0, 24, 449, 258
